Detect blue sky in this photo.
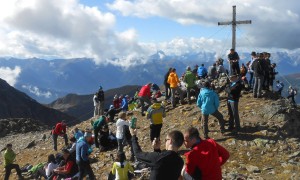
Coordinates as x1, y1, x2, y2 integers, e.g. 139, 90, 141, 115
0, 0, 299, 67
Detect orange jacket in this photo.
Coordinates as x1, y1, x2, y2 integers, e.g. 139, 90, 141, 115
167, 72, 180, 88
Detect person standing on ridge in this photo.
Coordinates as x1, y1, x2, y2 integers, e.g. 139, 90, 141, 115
226, 75, 243, 133
52, 120, 68, 151
93, 92, 99, 117
275, 80, 284, 96
184, 66, 197, 104
146, 98, 166, 142
228, 48, 240, 75
164, 68, 172, 100
96, 86, 105, 116
197, 81, 225, 139
182, 127, 229, 180
168, 68, 184, 108
287, 86, 297, 107
251, 53, 265, 98
3, 144, 23, 180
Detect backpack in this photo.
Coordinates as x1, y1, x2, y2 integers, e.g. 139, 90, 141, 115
256, 59, 264, 75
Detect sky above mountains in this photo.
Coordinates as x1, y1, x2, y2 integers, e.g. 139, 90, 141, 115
0, 0, 299, 69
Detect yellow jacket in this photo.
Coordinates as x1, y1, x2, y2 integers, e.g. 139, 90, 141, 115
167, 72, 180, 88
111, 161, 134, 180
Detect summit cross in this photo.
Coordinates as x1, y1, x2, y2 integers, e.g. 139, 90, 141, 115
218, 5, 251, 50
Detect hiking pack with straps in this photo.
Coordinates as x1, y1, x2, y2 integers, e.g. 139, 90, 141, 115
256, 59, 264, 75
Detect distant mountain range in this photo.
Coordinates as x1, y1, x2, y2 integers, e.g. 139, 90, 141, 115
0, 50, 299, 103
0, 78, 79, 126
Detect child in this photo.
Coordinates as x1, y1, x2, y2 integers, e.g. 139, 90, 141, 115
111, 152, 134, 180
116, 112, 129, 152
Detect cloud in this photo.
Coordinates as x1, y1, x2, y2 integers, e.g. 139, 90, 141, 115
108, 0, 300, 50
0, 0, 151, 67
21, 85, 52, 98
0, 66, 21, 86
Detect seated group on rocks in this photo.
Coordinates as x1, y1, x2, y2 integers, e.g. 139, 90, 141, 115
2, 49, 297, 180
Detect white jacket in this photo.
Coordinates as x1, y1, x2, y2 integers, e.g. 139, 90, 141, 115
116, 118, 129, 139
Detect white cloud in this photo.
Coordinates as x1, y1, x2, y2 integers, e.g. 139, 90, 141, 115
108, 0, 300, 49
21, 85, 52, 98
0, 66, 21, 86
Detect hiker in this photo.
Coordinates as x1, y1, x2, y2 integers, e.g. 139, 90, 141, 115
68, 137, 77, 154
216, 60, 226, 77
138, 83, 152, 116
93, 92, 99, 117
275, 80, 284, 96
263, 52, 271, 90
76, 132, 95, 180
240, 63, 248, 77
197, 64, 208, 79
3, 144, 23, 180
116, 112, 130, 153
226, 75, 243, 133
207, 63, 218, 79
72, 127, 84, 140
53, 149, 78, 180
182, 127, 230, 180
97, 86, 105, 115
269, 63, 278, 92
120, 95, 129, 112
228, 48, 240, 75
113, 94, 121, 109
197, 81, 225, 139
106, 105, 122, 122
164, 68, 172, 100
35, 154, 58, 179
111, 152, 134, 180
184, 66, 197, 104
93, 115, 109, 150
192, 65, 199, 78
130, 128, 184, 180
287, 86, 297, 107
52, 120, 68, 151
146, 98, 166, 142
251, 53, 265, 98
168, 68, 184, 108
248, 51, 257, 89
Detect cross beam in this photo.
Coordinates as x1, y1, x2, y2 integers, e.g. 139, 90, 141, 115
218, 5, 251, 50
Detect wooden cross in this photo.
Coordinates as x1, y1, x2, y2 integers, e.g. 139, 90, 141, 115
218, 5, 251, 50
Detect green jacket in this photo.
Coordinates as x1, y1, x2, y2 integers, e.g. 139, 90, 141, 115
93, 116, 106, 130
3, 149, 16, 167
184, 70, 196, 88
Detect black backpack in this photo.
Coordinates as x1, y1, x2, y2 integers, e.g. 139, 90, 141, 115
256, 59, 264, 76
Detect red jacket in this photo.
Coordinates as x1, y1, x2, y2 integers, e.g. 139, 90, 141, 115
184, 139, 229, 180
52, 122, 67, 135
138, 85, 151, 98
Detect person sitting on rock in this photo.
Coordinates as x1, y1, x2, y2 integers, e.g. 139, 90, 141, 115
52, 149, 78, 180
182, 127, 229, 180
34, 154, 58, 179
111, 151, 134, 180
3, 144, 23, 180
52, 120, 68, 151
197, 81, 225, 139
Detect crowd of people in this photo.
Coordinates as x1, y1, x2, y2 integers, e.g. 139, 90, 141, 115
2, 49, 298, 180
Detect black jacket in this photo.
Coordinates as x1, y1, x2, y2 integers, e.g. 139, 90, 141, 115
226, 80, 243, 102
251, 58, 265, 77
132, 136, 184, 180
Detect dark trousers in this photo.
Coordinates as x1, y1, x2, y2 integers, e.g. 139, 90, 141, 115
77, 160, 95, 180
230, 62, 240, 75
202, 110, 225, 137
5, 164, 22, 180
139, 96, 152, 114
249, 72, 254, 88
227, 101, 241, 130
150, 124, 163, 142
165, 83, 171, 99
287, 95, 296, 105
52, 133, 68, 151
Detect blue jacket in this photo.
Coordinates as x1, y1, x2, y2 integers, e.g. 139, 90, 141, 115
76, 137, 90, 162
197, 88, 220, 115
197, 66, 208, 77
121, 97, 128, 111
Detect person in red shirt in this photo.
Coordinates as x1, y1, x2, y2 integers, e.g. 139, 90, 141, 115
52, 120, 69, 151
138, 83, 152, 116
182, 127, 229, 180
52, 149, 78, 180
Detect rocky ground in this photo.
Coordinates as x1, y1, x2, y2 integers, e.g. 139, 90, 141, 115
0, 91, 300, 180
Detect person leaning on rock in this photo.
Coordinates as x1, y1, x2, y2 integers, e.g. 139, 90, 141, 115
2, 144, 23, 180
52, 120, 68, 151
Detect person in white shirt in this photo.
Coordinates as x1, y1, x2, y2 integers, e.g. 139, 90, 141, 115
116, 112, 129, 153
93, 93, 99, 117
